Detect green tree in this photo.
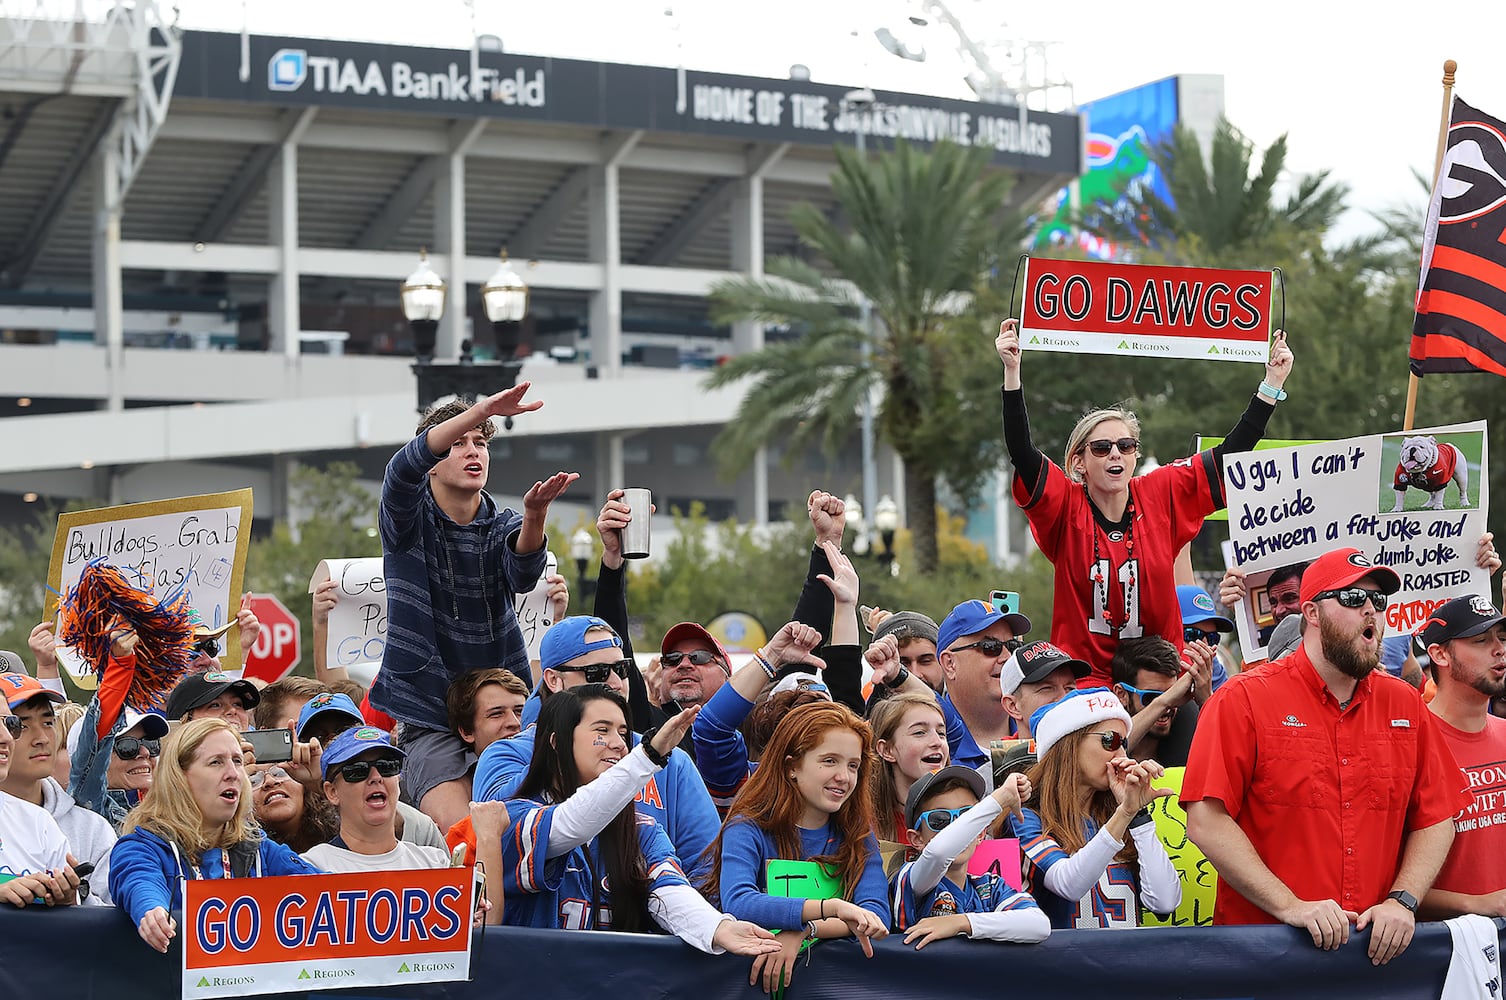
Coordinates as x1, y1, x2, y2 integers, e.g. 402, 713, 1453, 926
705, 139, 1024, 574
243, 462, 382, 674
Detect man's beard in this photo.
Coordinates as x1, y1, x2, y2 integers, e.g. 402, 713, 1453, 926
1454, 660, 1506, 699
1318, 609, 1380, 680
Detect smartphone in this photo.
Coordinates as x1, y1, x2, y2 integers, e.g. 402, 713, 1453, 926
990, 590, 1021, 616
243, 727, 293, 764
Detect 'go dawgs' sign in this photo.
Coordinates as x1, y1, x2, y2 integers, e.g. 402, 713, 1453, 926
1019, 259, 1273, 362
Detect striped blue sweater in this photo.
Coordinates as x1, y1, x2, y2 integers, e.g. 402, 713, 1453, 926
369, 433, 547, 730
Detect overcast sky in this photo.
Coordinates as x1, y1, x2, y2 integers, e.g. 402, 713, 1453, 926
182, 0, 1506, 241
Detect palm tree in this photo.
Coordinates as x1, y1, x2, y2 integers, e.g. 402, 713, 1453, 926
1095, 117, 1350, 258
705, 140, 1023, 573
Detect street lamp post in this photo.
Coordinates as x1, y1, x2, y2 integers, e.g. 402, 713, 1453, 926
874, 494, 900, 575
844, 87, 879, 529
404, 248, 530, 418
570, 527, 595, 605
844, 493, 869, 556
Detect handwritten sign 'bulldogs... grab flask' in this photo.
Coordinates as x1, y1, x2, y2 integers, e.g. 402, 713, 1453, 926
1020, 259, 1273, 362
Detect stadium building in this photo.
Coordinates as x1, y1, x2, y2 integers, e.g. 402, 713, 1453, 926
0, 4, 1084, 540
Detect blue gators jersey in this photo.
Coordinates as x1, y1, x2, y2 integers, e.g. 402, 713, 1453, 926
891, 863, 1040, 931
501, 797, 689, 931
1016, 807, 1141, 929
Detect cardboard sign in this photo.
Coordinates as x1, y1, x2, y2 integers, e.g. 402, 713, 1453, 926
1224, 421, 1490, 660
1139, 767, 1217, 927
182, 868, 473, 998
47, 489, 254, 688
309, 558, 386, 670
1196, 436, 1324, 522
765, 858, 840, 902
513, 550, 559, 663
964, 838, 1022, 891
1020, 258, 1273, 362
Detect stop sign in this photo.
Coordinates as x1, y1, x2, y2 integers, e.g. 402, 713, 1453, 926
241, 593, 302, 684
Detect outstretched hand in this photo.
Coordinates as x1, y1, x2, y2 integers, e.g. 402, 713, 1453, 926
650, 704, 700, 758
523, 471, 580, 514
479, 381, 544, 419
816, 540, 859, 605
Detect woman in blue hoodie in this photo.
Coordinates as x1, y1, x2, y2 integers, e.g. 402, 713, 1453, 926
108, 717, 322, 952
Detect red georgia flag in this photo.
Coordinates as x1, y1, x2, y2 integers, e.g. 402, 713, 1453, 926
1410, 96, 1506, 377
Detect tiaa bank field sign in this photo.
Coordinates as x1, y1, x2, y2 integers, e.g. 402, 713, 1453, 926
267, 47, 544, 106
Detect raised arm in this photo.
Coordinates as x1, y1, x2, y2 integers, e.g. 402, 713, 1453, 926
790, 491, 845, 644
1208, 330, 1294, 475
595, 490, 652, 729
995, 319, 1045, 493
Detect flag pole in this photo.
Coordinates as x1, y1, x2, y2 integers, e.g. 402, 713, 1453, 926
1404, 58, 1458, 431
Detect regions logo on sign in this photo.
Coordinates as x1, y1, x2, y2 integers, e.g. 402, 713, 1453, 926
268, 49, 307, 92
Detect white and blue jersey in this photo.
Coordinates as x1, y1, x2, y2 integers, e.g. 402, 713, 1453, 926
501, 796, 689, 931
1016, 807, 1143, 929
892, 864, 1040, 929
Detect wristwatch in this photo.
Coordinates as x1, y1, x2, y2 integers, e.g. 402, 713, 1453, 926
1386, 890, 1418, 913
639, 728, 671, 768
882, 666, 911, 689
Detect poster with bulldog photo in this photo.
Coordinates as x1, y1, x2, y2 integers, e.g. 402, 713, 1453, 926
1222, 420, 1489, 661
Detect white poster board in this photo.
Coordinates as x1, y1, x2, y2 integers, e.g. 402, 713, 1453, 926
513, 551, 559, 663
46, 489, 254, 687
1224, 421, 1489, 659
308, 558, 386, 672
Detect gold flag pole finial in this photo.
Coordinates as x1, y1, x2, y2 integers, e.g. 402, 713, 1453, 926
1404, 59, 1459, 432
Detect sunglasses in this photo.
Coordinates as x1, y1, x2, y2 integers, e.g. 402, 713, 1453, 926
249, 766, 290, 789
1117, 683, 1166, 706
950, 636, 1023, 657
114, 736, 161, 760
335, 758, 403, 784
1086, 437, 1139, 457
914, 807, 968, 833
557, 659, 633, 684
661, 650, 721, 668
1183, 627, 1220, 646
1088, 730, 1126, 752
1, 715, 19, 738
192, 638, 220, 658
1313, 587, 1389, 611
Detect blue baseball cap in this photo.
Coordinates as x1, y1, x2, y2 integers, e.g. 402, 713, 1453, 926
320, 725, 405, 779
540, 616, 621, 673
296, 691, 364, 740
937, 599, 1032, 654
1177, 586, 1234, 632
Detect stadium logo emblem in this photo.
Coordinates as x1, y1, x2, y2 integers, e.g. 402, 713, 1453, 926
268, 49, 308, 92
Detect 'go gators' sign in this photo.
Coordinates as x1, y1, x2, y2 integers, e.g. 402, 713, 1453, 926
182, 868, 473, 997
1020, 258, 1273, 363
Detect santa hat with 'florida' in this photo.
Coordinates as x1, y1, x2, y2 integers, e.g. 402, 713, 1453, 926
1029, 688, 1133, 759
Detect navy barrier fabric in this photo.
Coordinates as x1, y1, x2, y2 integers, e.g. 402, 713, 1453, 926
0, 907, 1493, 999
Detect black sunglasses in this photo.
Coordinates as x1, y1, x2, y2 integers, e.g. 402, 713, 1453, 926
336, 758, 403, 783
114, 736, 161, 760
1086, 437, 1139, 457
558, 659, 633, 684
193, 638, 220, 657
1088, 730, 1126, 752
1313, 587, 1389, 611
661, 650, 720, 668
1, 715, 19, 738
915, 807, 967, 833
950, 636, 1022, 657
1184, 627, 1219, 646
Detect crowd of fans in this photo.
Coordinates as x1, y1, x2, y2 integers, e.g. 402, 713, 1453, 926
1, 331, 1503, 991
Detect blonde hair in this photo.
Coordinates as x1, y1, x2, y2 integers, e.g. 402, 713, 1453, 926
1063, 407, 1142, 484
868, 693, 946, 842
119, 717, 258, 858
53, 701, 86, 742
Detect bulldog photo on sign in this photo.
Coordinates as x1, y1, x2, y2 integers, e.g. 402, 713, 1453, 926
1378, 430, 1483, 514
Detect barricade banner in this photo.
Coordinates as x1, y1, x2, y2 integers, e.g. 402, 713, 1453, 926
181, 868, 473, 997
1223, 421, 1489, 659
1020, 259, 1272, 362
47, 489, 255, 685
0, 906, 1485, 1000
308, 558, 386, 671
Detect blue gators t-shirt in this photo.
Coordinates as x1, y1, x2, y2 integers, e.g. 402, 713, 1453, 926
501, 797, 689, 931
891, 863, 1040, 930
1016, 807, 1141, 929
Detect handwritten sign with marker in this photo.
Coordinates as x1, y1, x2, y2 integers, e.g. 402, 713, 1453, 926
513, 550, 559, 663
1140, 767, 1217, 927
47, 489, 254, 686
309, 558, 387, 670
1224, 422, 1489, 659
